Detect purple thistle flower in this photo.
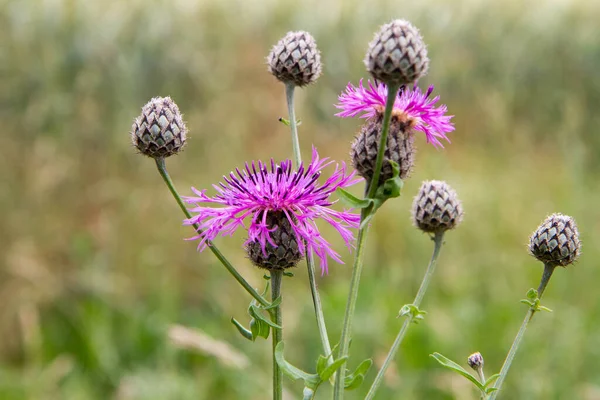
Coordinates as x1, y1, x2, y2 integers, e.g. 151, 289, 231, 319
183, 148, 362, 274
335, 79, 454, 148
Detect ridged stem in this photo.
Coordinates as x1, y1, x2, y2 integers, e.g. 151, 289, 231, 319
285, 82, 302, 169
332, 82, 401, 400
270, 269, 284, 400
477, 368, 486, 400
488, 263, 556, 399
365, 231, 445, 400
284, 82, 333, 362
154, 158, 269, 307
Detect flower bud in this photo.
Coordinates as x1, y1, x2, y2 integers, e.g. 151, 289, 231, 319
267, 31, 322, 86
467, 352, 484, 370
529, 214, 581, 267
131, 97, 187, 158
412, 181, 463, 233
246, 211, 303, 270
364, 19, 429, 85
350, 116, 415, 185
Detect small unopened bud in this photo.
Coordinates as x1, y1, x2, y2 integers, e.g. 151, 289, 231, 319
529, 214, 581, 267
267, 31, 322, 87
131, 97, 187, 158
364, 19, 429, 85
467, 352, 484, 370
412, 181, 463, 233
246, 211, 303, 270
350, 116, 416, 185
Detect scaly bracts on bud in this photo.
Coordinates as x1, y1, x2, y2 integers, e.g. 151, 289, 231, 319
267, 31, 322, 87
467, 352, 484, 370
351, 117, 415, 185
131, 97, 187, 158
246, 211, 303, 270
412, 181, 463, 233
365, 20, 429, 85
183, 148, 361, 274
529, 214, 581, 267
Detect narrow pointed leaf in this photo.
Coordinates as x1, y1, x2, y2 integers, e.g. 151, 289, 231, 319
316, 355, 328, 376
336, 188, 373, 209
275, 343, 321, 388
483, 373, 501, 389
430, 353, 485, 390
344, 373, 364, 390
249, 305, 282, 329
262, 296, 282, 311
231, 318, 253, 340
343, 359, 372, 390
319, 356, 348, 381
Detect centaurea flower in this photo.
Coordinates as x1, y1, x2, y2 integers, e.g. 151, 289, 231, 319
335, 79, 454, 148
183, 148, 361, 274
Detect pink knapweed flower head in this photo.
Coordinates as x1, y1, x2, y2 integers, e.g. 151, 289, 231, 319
335, 79, 454, 148
183, 148, 361, 274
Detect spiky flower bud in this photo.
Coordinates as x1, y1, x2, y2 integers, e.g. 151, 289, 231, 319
351, 116, 415, 185
246, 211, 303, 270
267, 31, 322, 86
412, 181, 463, 233
364, 19, 429, 85
131, 97, 187, 158
467, 352, 484, 370
529, 214, 581, 267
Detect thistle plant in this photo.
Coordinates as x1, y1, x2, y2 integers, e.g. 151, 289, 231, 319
267, 30, 338, 381
123, 17, 589, 400
432, 214, 581, 399
365, 181, 463, 400
488, 214, 581, 399
331, 20, 454, 399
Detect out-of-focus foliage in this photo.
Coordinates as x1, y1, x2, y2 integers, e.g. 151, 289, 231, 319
1, 0, 599, 398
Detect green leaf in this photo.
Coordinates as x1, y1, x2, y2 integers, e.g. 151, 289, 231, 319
483, 373, 501, 389
250, 317, 269, 340
231, 318, 253, 341
319, 356, 348, 381
274, 343, 321, 388
486, 387, 499, 394
279, 117, 290, 126
430, 353, 485, 391
398, 304, 427, 323
343, 358, 372, 390
249, 305, 282, 329
344, 373, 364, 390
316, 355, 328, 376
262, 296, 282, 311
538, 305, 553, 312
336, 188, 373, 209
283, 271, 294, 277
526, 288, 538, 300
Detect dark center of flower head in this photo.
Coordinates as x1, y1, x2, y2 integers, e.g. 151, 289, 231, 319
246, 211, 303, 270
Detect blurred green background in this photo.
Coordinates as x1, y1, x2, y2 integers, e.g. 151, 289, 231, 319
1, 0, 600, 398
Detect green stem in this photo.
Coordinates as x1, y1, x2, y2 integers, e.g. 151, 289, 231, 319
477, 368, 486, 400
154, 158, 269, 307
332, 220, 370, 399
284, 81, 333, 362
332, 82, 401, 400
307, 254, 334, 362
270, 269, 284, 400
285, 82, 302, 168
364, 231, 445, 400
488, 263, 556, 399
366, 83, 400, 199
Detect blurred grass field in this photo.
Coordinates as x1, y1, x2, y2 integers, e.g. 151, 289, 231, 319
1, 0, 600, 398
